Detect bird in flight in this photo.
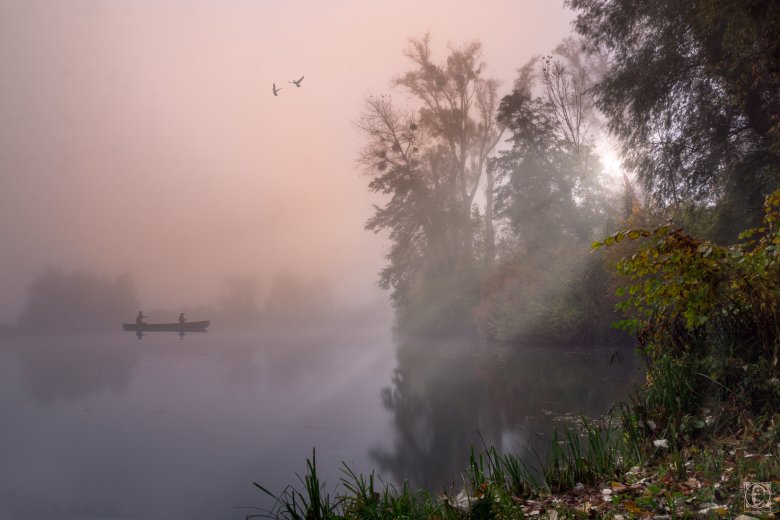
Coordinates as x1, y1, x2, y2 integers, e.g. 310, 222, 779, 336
273, 83, 282, 96
289, 76, 304, 88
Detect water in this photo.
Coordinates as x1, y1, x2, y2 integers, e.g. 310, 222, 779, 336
0, 327, 642, 519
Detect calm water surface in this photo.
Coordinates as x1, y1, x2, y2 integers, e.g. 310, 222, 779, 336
0, 327, 642, 519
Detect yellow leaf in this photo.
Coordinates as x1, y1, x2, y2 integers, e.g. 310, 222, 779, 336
624, 501, 641, 513
611, 481, 627, 491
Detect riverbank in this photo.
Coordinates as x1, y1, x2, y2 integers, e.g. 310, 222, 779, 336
252, 196, 780, 519
505, 419, 779, 519
251, 408, 778, 519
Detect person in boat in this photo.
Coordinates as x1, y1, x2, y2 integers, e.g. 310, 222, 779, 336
178, 312, 187, 324
136, 311, 147, 325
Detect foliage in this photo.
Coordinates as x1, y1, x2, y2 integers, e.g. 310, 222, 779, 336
250, 449, 344, 520
358, 35, 503, 335
595, 189, 780, 429
15, 268, 139, 333
494, 41, 613, 252
538, 416, 624, 493
474, 43, 625, 345
568, 0, 780, 240
473, 241, 622, 344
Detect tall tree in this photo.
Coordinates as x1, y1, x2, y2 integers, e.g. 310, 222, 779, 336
567, 0, 780, 239
495, 43, 611, 252
474, 43, 621, 344
358, 35, 502, 334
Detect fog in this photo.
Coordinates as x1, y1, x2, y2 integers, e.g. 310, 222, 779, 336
0, 0, 573, 323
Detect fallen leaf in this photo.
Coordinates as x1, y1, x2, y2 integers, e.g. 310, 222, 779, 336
612, 481, 627, 491
624, 501, 642, 513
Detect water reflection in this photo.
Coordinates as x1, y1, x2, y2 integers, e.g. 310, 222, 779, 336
0, 329, 641, 518
0, 329, 395, 520
10, 336, 139, 405
132, 330, 206, 340
372, 339, 642, 491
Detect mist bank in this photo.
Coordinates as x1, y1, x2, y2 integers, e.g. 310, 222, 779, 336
0, 267, 391, 336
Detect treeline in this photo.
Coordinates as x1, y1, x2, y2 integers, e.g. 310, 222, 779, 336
7, 269, 386, 334
359, 0, 780, 343
15, 269, 139, 333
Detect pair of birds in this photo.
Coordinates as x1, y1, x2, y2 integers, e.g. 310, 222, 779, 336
273, 76, 304, 96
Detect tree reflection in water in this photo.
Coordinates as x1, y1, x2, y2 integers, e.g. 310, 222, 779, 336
10, 336, 139, 406
371, 339, 641, 491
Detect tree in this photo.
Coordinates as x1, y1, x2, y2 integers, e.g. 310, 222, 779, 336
474, 42, 623, 344
358, 36, 503, 335
264, 271, 333, 324
16, 269, 139, 333
495, 42, 612, 253
218, 275, 261, 326
567, 0, 780, 240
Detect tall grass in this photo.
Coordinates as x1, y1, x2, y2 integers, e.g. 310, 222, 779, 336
538, 415, 626, 492
339, 464, 445, 520
249, 413, 650, 520
248, 449, 343, 520
248, 352, 729, 519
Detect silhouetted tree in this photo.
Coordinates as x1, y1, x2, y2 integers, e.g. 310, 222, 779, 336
358, 35, 503, 335
263, 272, 333, 324
495, 43, 614, 252
219, 275, 262, 326
16, 269, 139, 333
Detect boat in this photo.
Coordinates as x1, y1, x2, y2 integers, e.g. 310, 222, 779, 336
122, 320, 210, 332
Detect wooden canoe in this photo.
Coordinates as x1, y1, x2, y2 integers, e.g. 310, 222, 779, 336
122, 320, 210, 332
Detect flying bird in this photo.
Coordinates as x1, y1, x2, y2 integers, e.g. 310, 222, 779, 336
273, 83, 282, 96
289, 76, 304, 88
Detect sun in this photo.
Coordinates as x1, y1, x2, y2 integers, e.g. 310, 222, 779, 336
595, 137, 624, 182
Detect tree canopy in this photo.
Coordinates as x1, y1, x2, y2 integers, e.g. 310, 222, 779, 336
358, 35, 502, 334
567, 0, 780, 239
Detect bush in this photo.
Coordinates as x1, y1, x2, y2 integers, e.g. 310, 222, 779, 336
595, 189, 780, 425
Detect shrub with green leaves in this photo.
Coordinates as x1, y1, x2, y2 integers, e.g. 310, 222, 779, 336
594, 190, 780, 422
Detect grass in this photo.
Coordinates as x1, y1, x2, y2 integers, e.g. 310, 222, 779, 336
248, 449, 344, 520
247, 383, 779, 519
247, 343, 779, 519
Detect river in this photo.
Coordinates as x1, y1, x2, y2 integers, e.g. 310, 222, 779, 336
0, 326, 642, 519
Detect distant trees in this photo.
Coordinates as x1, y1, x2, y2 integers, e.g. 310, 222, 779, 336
567, 0, 780, 240
218, 275, 262, 326
16, 269, 139, 333
358, 35, 503, 335
215, 273, 335, 327
264, 271, 334, 324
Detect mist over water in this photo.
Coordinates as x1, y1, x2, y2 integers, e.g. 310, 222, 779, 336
0, 327, 397, 519
0, 0, 573, 323
0, 2, 653, 519
0, 328, 641, 519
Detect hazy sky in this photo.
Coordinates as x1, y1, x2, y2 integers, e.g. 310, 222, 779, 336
0, 0, 574, 321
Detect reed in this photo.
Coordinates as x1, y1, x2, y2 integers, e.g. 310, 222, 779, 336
248, 449, 343, 520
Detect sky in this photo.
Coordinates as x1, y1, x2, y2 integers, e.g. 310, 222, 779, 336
0, 0, 575, 322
